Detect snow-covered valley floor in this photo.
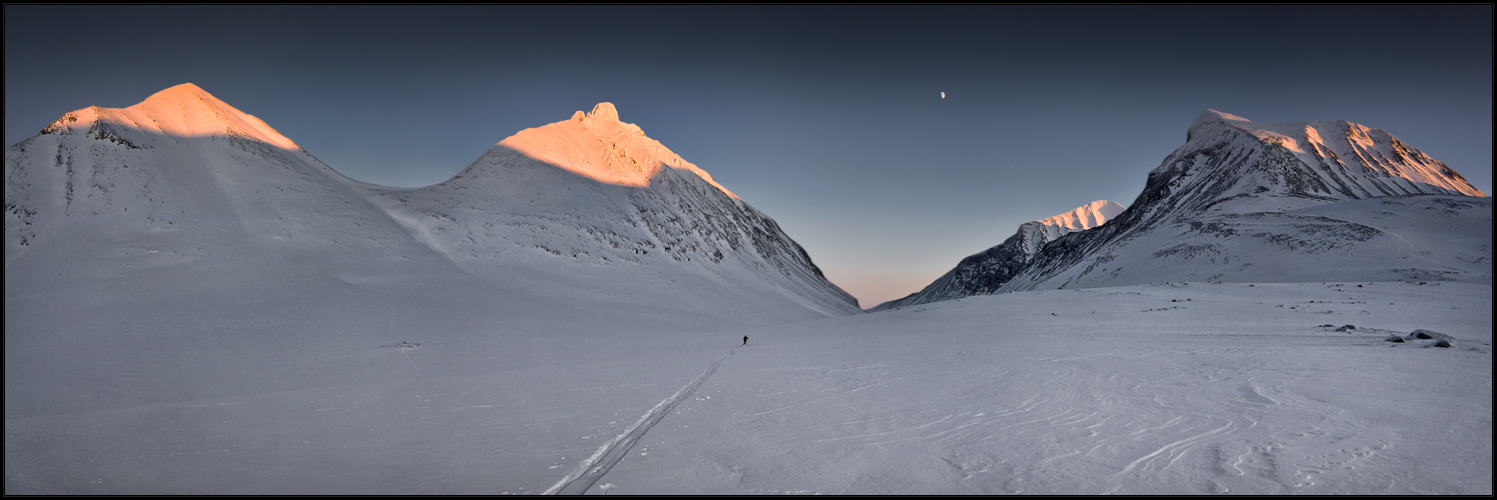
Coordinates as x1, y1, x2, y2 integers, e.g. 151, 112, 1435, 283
5, 281, 1490, 494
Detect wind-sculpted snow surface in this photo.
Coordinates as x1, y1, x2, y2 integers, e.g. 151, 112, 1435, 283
6, 281, 1485, 494
592, 282, 1491, 495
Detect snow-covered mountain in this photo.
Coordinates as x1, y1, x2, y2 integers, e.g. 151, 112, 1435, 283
1008, 110, 1490, 292
359, 102, 860, 319
871, 200, 1124, 311
3, 84, 858, 421
4, 85, 857, 325
877, 111, 1490, 309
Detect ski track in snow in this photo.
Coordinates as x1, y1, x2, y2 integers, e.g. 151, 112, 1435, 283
545, 350, 735, 495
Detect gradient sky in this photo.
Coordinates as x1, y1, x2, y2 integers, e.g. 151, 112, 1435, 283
6, 5, 1492, 307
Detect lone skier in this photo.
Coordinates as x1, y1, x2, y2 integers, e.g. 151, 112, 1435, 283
743, 335, 748, 346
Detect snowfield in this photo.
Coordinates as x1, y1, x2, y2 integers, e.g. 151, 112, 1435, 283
6, 281, 1489, 494
607, 282, 1490, 495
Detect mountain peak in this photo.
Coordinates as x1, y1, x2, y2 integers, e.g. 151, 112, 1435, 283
587, 102, 619, 121
1187, 109, 1250, 142
1199, 109, 1249, 122
140, 82, 215, 104
40, 83, 300, 152
495, 105, 736, 197
1037, 200, 1126, 231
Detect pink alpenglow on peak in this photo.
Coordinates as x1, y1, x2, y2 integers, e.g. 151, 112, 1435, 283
586, 102, 619, 121
40, 83, 302, 152
1037, 200, 1126, 231
500, 103, 736, 198
1011, 200, 1126, 259
1185, 109, 1485, 198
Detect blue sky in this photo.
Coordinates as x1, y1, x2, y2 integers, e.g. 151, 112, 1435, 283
6, 5, 1492, 307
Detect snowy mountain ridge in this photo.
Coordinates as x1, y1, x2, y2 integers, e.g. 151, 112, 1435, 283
871, 200, 1125, 311
1163, 109, 1485, 216
5, 84, 860, 329
1187, 109, 1482, 198
1037, 199, 1125, 231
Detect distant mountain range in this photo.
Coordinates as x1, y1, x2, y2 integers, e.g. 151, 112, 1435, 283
5, 86, 1489, 320
876, 109, 1489, 310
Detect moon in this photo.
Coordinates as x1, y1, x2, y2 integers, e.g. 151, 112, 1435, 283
941, 92, 945, 99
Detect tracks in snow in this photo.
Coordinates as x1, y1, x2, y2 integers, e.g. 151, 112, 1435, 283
545, 350, 734, 495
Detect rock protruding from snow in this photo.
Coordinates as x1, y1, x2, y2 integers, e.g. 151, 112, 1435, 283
871, 200, 1126, 311
587, 102, 619, 121
1406, 329, 1454, 342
